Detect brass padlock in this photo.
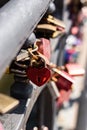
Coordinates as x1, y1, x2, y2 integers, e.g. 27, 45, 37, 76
36, 24, 63, 38
47, 15, 66, 31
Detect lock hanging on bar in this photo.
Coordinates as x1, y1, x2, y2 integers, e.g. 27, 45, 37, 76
36, 24, 64, 39
36, 38, 51, 60
52, 68, 74, 91
65, 63, 85, 76
26, 50, 51, 87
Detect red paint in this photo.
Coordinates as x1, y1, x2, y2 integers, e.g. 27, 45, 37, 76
27, 67, 51, 86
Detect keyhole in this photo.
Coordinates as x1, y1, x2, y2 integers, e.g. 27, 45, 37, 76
37, 76, 41, 82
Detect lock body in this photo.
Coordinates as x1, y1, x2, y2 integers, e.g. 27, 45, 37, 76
65, 63, 85, 76
36, 38, 51, 60
52, 68, 74, 91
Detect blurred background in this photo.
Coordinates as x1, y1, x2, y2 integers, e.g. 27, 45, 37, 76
0, 0, 87, 130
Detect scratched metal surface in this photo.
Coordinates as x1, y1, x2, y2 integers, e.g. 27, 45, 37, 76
0, 113, 24, 130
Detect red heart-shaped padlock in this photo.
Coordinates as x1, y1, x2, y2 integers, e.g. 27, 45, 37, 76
36, 38, 51, 60
27, 67, 51, 86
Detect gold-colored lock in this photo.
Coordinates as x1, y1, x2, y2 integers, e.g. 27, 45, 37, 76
0, 93, 19, 114
47, 15, 66, 29
16, 43, 38, 62
36, 24, 63, 38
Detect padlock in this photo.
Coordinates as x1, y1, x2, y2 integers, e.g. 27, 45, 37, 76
52, 68, 74, 91
47, 65, 74, 106
16, 44, 38, 61
9, 52, 34, 99
56, 89, 71, 107
36, 38, 51, 60
9, 43, 39, 84
16, 49, 29, 62
0, 93, 19, 114
35, 13, 65, 38
5, 60, 28, 75
16, 32, 37, 61
26, 50, 51, 87
46, 15, 65, 31
26, 59, 51, 86
36, 24, 63, 39
10, 60, 29, 83
10, 60, 29, 72
51, 67, 74, 106
39, 14, 65, 31
65, 63, 85, 76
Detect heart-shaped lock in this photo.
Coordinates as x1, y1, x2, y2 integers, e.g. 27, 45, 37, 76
26, 52, 51, 86
36, 38, 51, 60
27, 67, 51, 86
